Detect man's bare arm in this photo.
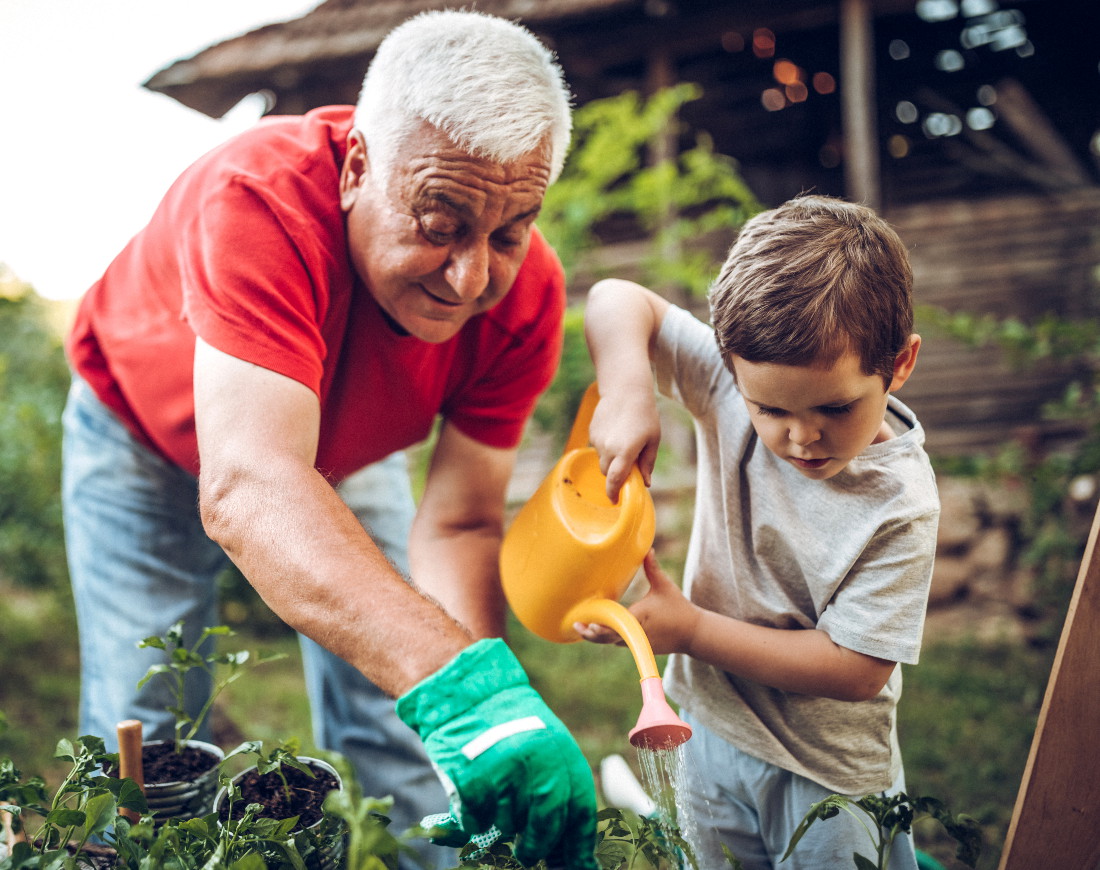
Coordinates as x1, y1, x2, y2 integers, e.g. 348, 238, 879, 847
193, 338, 471, 696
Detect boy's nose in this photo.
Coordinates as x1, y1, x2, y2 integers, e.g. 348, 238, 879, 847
789, 422, 821, 446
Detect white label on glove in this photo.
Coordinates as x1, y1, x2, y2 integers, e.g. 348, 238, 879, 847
461, 715, 547, 760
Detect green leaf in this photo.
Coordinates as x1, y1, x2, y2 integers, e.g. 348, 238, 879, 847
227, 853, 267, 870
136, 663, 173, 689
81, 790, 119, 837
44, 807, 86, 827
853, 854, 878, 870
114, 777, 150, 814
783, 794, 850, 860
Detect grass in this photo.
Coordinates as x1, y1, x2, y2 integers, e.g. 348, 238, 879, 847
0, 561, 1055, 869
898, 639, 1052, 869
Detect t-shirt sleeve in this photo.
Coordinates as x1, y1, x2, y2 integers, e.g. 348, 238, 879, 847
178, 173, 336, 396
816, 508, 939, 665
654, 304, 730, 418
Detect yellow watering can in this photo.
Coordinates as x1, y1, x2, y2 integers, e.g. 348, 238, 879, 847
500, 383, 691, 750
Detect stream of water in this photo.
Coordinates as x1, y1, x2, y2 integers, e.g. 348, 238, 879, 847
637, 744, 702, 866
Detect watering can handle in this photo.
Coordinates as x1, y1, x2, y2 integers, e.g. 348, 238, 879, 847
565, 383, 602, 453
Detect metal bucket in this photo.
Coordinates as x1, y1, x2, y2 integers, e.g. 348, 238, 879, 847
141, 739, 224, 822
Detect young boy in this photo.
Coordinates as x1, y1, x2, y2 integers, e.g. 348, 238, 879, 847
580, 195, 938, 869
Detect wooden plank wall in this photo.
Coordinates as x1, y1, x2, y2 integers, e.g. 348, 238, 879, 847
572, 189, 1100, 458
883, 189, 1100, 457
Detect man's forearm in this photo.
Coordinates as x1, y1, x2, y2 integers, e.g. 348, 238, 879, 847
409, 520, 508, 639
200, 455, 473, 696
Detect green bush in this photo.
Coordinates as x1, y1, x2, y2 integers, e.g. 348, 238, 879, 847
922, 306, 1100, 644
0, 280, 70, 590
532, 84, 762, 441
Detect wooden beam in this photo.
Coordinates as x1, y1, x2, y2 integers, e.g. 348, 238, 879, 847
999, 500, 1100, 869
840, 0, 880, 208
993, 77, 1093, 187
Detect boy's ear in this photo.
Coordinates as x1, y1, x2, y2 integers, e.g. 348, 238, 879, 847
887, 334, 921, 392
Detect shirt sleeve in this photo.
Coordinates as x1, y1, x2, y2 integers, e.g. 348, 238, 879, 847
654, 304, 730, 418
178, 171, 341, 397
816, 508, 939, 665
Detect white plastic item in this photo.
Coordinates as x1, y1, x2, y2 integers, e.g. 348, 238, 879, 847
599, 753, 657, 817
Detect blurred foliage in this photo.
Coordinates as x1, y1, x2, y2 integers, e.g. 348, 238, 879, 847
539, 82, 761, 295
899, 638, 1051, 869
533, 84, 762, 443
921, 305, 1100, 645
0, 276, 70, 589
530, 306, 594, 451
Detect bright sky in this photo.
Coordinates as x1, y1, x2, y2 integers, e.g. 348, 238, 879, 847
1, 0, 323, 300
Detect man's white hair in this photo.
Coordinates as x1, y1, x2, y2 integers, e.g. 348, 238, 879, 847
355, 9, 573, 184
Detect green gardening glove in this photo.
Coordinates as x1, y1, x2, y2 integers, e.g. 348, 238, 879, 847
396, 638, 598, 870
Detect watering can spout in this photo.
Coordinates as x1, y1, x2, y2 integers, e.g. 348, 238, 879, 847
500, 383, 692, 749
568, 598, 692, 750
629, 677, 692, 750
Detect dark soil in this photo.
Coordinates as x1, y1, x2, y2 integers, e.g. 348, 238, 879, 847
106, 742, 220, 784
219, 762, 338, 829
141, 742, 220, 784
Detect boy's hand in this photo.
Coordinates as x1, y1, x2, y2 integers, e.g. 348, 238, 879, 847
574, 552, 699, 655
589, 389, 661, 502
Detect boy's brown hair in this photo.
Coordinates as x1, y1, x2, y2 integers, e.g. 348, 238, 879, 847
709, 195, 913, 388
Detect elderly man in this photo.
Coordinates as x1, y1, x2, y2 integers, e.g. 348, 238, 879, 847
62, 10, 595, 868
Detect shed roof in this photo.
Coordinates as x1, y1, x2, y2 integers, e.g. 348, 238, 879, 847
144, 0, 638, 118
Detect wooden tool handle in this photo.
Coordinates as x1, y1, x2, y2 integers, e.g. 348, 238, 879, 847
116, 719, 145, 823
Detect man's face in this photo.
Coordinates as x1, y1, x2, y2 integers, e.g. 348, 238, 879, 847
340, 122, 552, 343
731, 348, 896, 481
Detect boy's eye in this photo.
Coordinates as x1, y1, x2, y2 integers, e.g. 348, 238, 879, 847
820, 403, 854, 416
754, 405, 785, 418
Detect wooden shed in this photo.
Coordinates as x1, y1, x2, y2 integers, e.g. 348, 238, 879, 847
144, 0, 1100, 456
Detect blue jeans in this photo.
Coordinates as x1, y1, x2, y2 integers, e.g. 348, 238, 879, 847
62, 377, 450, 867
680, 711, 919, 870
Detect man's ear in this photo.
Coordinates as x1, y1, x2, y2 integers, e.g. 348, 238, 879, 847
887, 334, 921, 392
339, 130, 369, 212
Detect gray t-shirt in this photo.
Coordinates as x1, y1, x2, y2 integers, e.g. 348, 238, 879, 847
656, 305, 940, 795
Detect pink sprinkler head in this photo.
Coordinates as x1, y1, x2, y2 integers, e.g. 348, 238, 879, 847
628, 677, 692, 750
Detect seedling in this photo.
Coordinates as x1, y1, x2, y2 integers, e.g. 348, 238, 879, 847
323, 767, 422, 870
783, 791, 982, 870
221, 738, 317, 802
137, 621, 286, 753
428, 806, 695, 869
0, 736, 146, 866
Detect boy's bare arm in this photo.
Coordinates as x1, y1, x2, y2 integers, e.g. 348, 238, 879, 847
584, 279, 670, 500
584, 553, 897, 703
686, 609, 898, 702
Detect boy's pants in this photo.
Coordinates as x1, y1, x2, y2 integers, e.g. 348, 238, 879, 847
61, 377, 450, 869
680, 711, 919, 870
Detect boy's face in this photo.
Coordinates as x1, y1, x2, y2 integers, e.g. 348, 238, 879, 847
731, 341, 918, 481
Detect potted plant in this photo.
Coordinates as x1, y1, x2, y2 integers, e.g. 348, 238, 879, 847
124, 622, 285, 821
0, 736, 146, 869
213, 739, 348, 870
